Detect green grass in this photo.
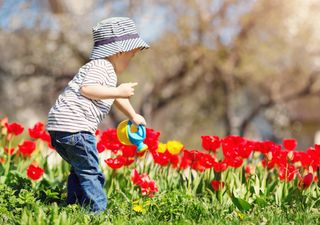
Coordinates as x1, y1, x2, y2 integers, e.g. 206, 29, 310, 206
1, 183, 320, 225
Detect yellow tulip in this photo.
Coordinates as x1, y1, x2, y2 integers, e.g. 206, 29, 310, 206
167, 140, 184, 155
156, 142, 167, 153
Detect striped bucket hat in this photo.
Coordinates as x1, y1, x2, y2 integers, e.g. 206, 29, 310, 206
90, 17, 150, 59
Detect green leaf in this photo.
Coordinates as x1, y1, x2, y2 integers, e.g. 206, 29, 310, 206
254, 174, 260, 195
231, 194, 252, 212
254, 196, 267, 207
266, 180, 277, 196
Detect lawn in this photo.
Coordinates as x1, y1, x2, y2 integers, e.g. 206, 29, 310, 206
1, 118, 320, 225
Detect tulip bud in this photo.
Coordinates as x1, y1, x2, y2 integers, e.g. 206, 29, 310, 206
267, 152, 273, 161
287, 151, 294, 161
6, 133, 13, 141
0, 157, 6, 164
308, 166, 313, 174
295, 161, 301, 168
0, 117, 8, 126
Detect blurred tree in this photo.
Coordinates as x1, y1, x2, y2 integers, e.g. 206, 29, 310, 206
135, 0, 320, 142
0, 0, 320, 148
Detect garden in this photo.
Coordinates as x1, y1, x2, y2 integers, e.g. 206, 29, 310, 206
0, 117, 320, 224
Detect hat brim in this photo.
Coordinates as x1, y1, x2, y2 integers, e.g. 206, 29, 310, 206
90, 37, 150, 60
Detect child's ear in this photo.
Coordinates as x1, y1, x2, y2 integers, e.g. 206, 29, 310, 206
116, 52, 123, 57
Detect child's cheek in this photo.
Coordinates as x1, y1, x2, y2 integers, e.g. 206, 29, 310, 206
124, 58, 130, 68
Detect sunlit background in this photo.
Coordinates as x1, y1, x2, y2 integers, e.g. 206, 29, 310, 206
1, 0, 320, 149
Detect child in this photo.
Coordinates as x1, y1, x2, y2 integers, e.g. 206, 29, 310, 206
46, 17, 149, 214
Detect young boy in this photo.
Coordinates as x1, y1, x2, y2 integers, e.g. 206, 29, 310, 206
46, 17, 149, 214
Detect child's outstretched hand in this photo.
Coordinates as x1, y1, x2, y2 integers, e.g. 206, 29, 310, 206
131, 114, 147, 126
117, 82, 138, 98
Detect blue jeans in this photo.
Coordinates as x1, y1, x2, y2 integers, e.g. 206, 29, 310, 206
49, 130, 107, 213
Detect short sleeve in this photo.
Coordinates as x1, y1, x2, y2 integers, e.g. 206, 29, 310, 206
80, 64, 117, 87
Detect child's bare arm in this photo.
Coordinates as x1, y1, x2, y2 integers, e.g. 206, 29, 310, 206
114, 98, 147, 126
80, 82, 137, 100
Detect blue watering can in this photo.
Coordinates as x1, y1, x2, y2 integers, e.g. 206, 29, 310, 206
116, 120, 148, 152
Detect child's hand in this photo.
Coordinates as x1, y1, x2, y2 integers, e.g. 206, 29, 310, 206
117, 82, 138, 98
131, 114, 147, 126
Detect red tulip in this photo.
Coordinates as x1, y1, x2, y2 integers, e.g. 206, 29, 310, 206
298, 173, 313, 189
140, 177, 158, 197
278, 164, 296, 182
121, 145, 137, 158
5, 122, 24, 136
131, 169, 142, 185
146, 128, 160, 140
95, 129, 101, 136
314, 175, 318, 183
131, 169, 158, 197
152, 151, 170, 166
144, 128, 160, 151
97, 141, 106, 153
225, 156, 243, 168
245, 165, 250, 174
302, 173, 313, 189
283, 139, 297, 151
123, 157, 134, 166
201, 136, 220, 151
27, 164, 44, 180
211, 180, 225, 191
199, 152, 215, 169
100, 129, 122, 152
170, 154, 179, 168
213, 161, 228, 172
18, 140, 36, 157
40, 131, 50, 143
28, 122, 45, 139
144, 140, 159, 152
240, 142, 254, 159
180, 150, 193, 170
105, 156, 126, 169
4, 147, 15, 155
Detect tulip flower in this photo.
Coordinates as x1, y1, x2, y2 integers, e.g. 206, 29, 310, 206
4, 147, 15, 155
144, 128, 160, 151
131, 169, 158, 197
105, 156, 132, 169
28, 122, 45, 139
121, 145, 137, 158
152, 151, 170, 166
211, 180, 225, 191
27, 163, 44, 180
167, 140, 184, 155
283, 139, 297, 151
18, 140, 36, 157
100, 129, 122, 152
201, 136, 220, 152
298, 173, 313, 189
156, 142, 167, 153
5, 122, 24, 136
97, 141, 106, 153
278, 164, 296, 182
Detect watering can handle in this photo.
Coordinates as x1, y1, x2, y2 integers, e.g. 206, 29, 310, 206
127, 120, 146, 138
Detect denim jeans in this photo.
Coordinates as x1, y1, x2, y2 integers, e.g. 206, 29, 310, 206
49, 130, 107, 213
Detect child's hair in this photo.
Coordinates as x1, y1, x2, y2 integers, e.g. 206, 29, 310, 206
90, 17, 149, 60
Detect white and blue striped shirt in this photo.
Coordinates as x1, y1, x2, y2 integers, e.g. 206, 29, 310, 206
46, 59, 117, 134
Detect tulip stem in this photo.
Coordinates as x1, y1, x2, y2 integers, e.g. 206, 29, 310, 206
4, 138, 13, 181
317, 168, 320, 187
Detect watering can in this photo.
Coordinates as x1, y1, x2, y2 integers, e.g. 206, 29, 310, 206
116, 120, 148, 152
